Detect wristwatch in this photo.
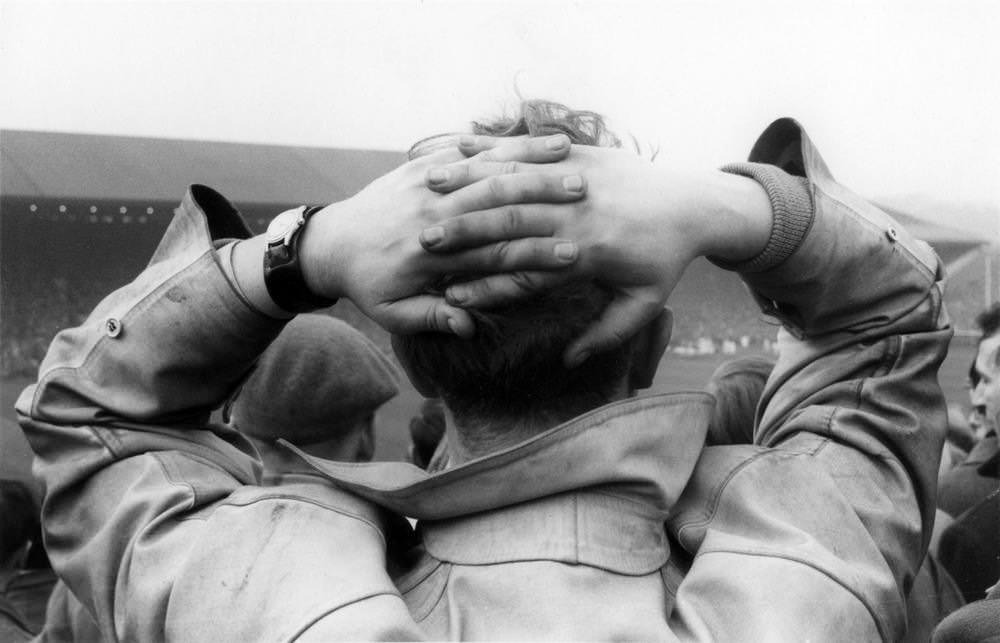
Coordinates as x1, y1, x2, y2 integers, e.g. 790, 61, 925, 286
263, 205, 338, 313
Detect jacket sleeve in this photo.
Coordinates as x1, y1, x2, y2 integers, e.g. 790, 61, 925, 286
668, 119, 950, 642
16, 186, 421, 642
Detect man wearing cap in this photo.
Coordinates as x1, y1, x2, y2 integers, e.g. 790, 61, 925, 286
228, 314, 400, 476
18, 108, 950, 641
36, 313, 403, 642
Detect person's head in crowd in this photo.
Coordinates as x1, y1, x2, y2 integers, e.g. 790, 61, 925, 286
946, 402, 976, 455
968, 303, 1000, 439
704, 356, 775, 446
393, 100, 672, 463
227, 314, 400, 474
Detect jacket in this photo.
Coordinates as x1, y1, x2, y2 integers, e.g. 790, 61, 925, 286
19, 118, 950, 641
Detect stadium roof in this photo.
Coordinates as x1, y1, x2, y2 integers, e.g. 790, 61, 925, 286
877, 205, 988, 247
1, 129, 990, 250
1, 129, 406, 205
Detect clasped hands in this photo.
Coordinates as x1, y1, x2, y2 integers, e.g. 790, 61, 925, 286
300, 134, 770, 366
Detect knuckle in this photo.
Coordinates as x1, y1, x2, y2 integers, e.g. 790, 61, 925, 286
510, 175, 538, 201
486, 176, 506, 201
501, 161, 519, 175
424, 305, 441, 332
418, 200, 439, 223
488, 241, 511, 266
453, 162, 471, 184
501, 206, 522, 235
510, 271, 541, 293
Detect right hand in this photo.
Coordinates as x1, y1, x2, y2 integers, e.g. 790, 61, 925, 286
417, 137, 772, 365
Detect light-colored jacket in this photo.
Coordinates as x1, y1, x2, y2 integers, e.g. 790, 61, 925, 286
20, 118, 950, 641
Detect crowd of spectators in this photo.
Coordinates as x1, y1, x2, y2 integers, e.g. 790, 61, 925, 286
1, 276, 107, 378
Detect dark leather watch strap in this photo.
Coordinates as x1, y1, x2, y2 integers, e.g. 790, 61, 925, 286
263, 206, 338, 313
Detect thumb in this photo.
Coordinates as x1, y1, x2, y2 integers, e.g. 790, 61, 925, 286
379, 295, 476, 337
564, 292, 665, 367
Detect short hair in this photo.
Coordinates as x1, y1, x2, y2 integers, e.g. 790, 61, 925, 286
705, 356, 775, 446
969, 303, 1000, 387
396, 101, 633, 432
408, 99, 621, 159
976, 304, 1000, 338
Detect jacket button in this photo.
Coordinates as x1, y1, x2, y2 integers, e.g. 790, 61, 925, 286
886, 226, 899, 242
105, 318, 123, 338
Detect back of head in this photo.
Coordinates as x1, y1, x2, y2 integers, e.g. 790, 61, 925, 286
396, 101, 632, 442
705, 356, 775, 446
229, 314, 399, 453
976, 304, 1000, 340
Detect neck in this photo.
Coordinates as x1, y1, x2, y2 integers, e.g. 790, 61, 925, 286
441, 384, 634, 466
442, 407, 590, 465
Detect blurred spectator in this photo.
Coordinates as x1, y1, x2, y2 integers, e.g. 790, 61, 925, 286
937, 487, 1000, 604
226, 314, 400, 479
947, 402, 977, 456
933, 304, 1000, 635
703, 356, 775, 446
939, 305, 1000, 519
1, 480, 56, 639
932, 570, 1000, 642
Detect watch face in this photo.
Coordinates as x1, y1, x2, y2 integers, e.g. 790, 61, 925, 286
265, 207, 305, 245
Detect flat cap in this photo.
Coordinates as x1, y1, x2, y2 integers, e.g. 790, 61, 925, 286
231, 314, 399, 443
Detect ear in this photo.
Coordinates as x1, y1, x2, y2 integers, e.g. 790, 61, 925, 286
390, 335, 438, 397
627, 308, 673, 391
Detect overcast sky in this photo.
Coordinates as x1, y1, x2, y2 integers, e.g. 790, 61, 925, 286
2, 0, 997, 233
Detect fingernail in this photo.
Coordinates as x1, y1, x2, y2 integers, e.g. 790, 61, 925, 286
563, 175, 584, 193
427, 168, 450, 185
421, 226, 445, 247
459, 135, 476, 147
447, 318, 460, 334
554, 242, 577, 261
568, 350, 591, 368
447, 288, 467, 305
546, 135, 568, 150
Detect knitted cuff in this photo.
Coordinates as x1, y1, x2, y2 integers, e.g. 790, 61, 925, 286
713, 162, 814, 273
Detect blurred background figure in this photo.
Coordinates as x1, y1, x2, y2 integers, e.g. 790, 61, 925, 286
923, 304, 1000, 641
936, 305, 1000, 601
703, 355, 775, 446
1, 480, 55, 641
227, 314, 401, 480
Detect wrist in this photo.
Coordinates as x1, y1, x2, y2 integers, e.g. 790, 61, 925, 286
231, 235, 295, 319
696, 171, 773, 264
297, 202, 350, 302
714, 163, 814, 272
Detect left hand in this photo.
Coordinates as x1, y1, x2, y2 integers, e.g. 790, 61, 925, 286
299, 135, 588, 336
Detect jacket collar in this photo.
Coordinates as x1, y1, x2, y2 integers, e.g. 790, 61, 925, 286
283, 392, 712, 522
